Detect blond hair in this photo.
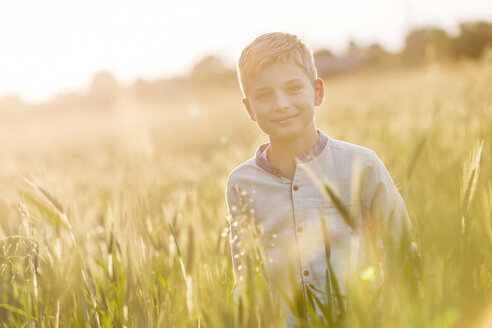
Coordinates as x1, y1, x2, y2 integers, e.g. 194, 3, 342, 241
237, 32, 317, 97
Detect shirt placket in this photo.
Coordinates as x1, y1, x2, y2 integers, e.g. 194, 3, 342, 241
290, 167, 311, 299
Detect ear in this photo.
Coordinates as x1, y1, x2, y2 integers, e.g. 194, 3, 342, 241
313, 78, 324, 106
242, 98, 256, 122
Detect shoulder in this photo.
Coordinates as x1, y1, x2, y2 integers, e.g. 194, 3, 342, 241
327, 138, 399, 192
225, 156, 265, 199
324, 135, 378, 166
327, 136, 375, 157
226, 157, 256, 186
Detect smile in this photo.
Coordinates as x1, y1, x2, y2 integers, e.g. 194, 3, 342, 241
273, 114, 298, 124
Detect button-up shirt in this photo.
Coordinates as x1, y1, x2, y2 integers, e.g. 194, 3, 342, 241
225, 130, 410, 321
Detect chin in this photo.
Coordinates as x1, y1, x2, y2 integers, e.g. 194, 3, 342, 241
260, 121, 313, 141
269, 129, 305, 141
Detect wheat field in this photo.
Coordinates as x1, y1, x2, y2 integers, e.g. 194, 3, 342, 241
0, 59, 491, 327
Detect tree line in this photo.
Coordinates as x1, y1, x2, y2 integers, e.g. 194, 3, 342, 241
1, 20, 491, 110
313, 20, 492, 75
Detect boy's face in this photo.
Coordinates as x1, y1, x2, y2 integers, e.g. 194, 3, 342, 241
242, 60, 324, 142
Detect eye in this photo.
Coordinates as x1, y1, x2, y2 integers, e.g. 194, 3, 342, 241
287, 86, 302, 94
255, 92, 271, 100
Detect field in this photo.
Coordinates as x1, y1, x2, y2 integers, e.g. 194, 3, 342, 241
0, 60, 491, 327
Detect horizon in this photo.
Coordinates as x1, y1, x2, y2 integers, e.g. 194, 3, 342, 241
1, 0, 491, 104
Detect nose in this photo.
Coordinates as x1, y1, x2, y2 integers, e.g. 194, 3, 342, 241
274, 91, 290, 110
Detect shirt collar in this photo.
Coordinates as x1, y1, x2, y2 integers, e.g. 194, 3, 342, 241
255, 130, 329, 178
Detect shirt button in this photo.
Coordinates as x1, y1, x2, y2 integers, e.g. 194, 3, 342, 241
303, 270, 310, 276
297, 227, 303, 233
293, 185, 299, 191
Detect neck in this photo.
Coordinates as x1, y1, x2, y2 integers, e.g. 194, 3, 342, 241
267, 128, 318, 178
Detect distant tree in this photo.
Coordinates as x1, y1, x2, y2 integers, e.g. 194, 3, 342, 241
314, 48, 365, 77
314, 49, 335, 59
364, 43, 392, 66
132, 78, 152, 102
403, 27, 454, 65
314, 49, 337, 75
348, 40, 362, 53
191, 55, 226, 80
89, 70, 119, 107
455, 21, 492, 59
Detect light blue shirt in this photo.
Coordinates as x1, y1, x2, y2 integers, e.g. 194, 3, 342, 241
226, 130, 410, 321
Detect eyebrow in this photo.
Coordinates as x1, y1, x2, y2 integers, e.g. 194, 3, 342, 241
252, 78, 305, 93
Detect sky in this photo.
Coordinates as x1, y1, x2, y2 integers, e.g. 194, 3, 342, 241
0, 0, 491, 103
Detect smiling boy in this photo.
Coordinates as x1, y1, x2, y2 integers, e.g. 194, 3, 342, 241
226, 32, 410, 323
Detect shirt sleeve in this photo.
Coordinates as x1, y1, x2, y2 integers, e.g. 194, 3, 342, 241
364, 152, 411, 246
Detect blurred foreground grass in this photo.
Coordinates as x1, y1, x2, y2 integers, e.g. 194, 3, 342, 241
0, 61, 491, 327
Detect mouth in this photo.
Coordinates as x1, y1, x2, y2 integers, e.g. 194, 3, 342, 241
272, 114, 299, 124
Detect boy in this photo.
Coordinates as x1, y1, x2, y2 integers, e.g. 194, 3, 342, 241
226, 32, 411, 324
